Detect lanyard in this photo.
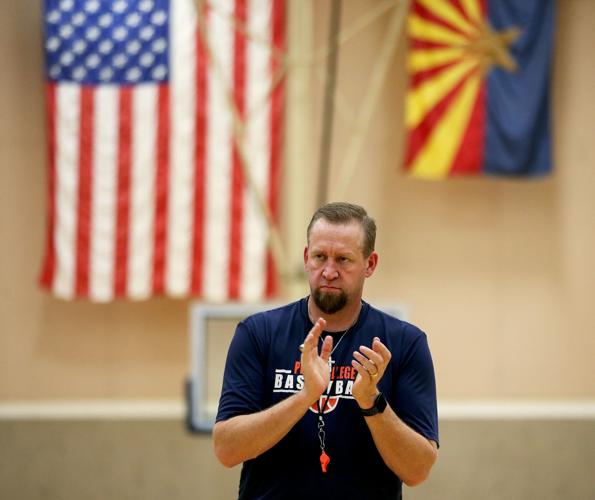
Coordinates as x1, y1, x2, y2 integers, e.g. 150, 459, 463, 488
309, 324, 356, 474
316, 379, 334, 473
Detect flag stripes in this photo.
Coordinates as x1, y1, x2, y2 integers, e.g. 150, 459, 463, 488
266, 0, 284, 296
203, 0, 234, 302
229, 0, 247, 300
40, 83, 57, 289
89, 87, 117, 300
243, 0, 272, 300
75, 87, 93, 297
129, 85, 157, 299
190, 13, 208, 297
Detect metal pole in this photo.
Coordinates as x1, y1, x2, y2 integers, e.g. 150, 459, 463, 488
317, 0, 342, 207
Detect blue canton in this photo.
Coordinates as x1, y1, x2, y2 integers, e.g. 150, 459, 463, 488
44, 0, 170, 84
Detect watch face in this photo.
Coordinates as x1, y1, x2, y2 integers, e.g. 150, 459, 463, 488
376, 393, 387, 413
361, 393, 386, 416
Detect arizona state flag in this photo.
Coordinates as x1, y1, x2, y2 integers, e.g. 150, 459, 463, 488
404, 0, 554, 179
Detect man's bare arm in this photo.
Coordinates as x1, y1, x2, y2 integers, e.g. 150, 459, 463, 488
213, 318, 331, 467
352, 338, 438, 486
363, 407, 438, 486
213, 390, 313, 467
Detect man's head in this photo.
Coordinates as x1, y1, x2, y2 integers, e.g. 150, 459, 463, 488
304, 202, 378, 315
306, 202, 376, 258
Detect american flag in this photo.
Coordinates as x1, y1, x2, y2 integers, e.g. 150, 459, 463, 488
40, 0, 285, 301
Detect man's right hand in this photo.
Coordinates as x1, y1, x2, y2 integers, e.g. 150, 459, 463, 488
300, 318, 333, 405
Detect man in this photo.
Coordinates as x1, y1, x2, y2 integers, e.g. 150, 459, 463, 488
214, 202, 438, 499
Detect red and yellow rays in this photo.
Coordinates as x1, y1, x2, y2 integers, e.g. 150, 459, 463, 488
404, 0, 519, 179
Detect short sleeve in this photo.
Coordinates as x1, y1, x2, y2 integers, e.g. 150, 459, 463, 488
216, 319, 267, 422
391, 326, 439, 445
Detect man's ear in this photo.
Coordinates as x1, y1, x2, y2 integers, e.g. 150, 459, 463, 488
303, 246, 309, 267
365, 252, 379, 277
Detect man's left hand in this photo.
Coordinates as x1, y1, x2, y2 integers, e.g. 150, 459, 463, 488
351, 336, 391, 409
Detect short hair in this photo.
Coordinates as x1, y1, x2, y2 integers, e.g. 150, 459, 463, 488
306, 202, 376, 257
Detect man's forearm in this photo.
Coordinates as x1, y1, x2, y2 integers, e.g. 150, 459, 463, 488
214, 318, 332, 468
364, 405, 437, 486
213, 390, 315, 468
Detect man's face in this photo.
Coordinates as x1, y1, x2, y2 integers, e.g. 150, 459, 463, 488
304, 219, 377, 314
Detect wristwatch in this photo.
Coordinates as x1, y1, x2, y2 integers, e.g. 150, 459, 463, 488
360, 392, 387, 417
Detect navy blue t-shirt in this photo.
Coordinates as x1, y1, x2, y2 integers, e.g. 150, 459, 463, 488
216, 298, 439, 500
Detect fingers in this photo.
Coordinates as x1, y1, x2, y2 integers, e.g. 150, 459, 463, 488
353, 351, 379, 377
358, 346, 383, 368
352, 356, 380, 387
302, 318, 326, 353
372, 337, 391, 360
352, 337, 391, 381
311, 318, 326, 339
319, 334, 333, 362
351, 359, 371, 379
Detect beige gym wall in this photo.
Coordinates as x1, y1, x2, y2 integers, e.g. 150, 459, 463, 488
1, 0, 594, 405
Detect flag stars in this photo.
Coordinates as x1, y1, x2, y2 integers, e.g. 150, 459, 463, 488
98, 13, 113, 28
139, 26, 155, 41
139, 52, 155, 67
112, 1, 128, 14
112, 54, 128, 68
152, 38, 166, 53
126, 12, 142, 28
99, 67, 114, 81
72, 40, 87, 54
84, 0, 100, 13
86, 53, 101, 69
46, 37, 61, 52
49, 65, 61, 78
98, 40, 113, 54
72, 66, 87, 81
464, 22, 521, 75
151, 11, 167, 26
44, 1, 169, 85
60, 51, 75, 66
71, 12, 86, 26
99, 66, 114, 82
47, 10, 61, 24
59, 24, 74, 39
126, 40, 141, 55
85, 26, 101, 41
126, 67, 142, 81
59, 0, 74, 12
113, 26, 128, 41
139, 0, 154, 13
152, 65, 166, 80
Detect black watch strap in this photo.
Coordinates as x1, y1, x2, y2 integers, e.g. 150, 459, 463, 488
360, 392, 387, 417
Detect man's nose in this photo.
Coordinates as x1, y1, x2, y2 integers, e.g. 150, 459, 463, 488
322, 262, 339, 280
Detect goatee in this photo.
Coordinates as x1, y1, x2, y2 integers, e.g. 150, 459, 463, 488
312, 288, 348, 314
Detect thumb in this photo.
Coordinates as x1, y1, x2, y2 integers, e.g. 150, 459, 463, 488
319, 334, 333, 362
